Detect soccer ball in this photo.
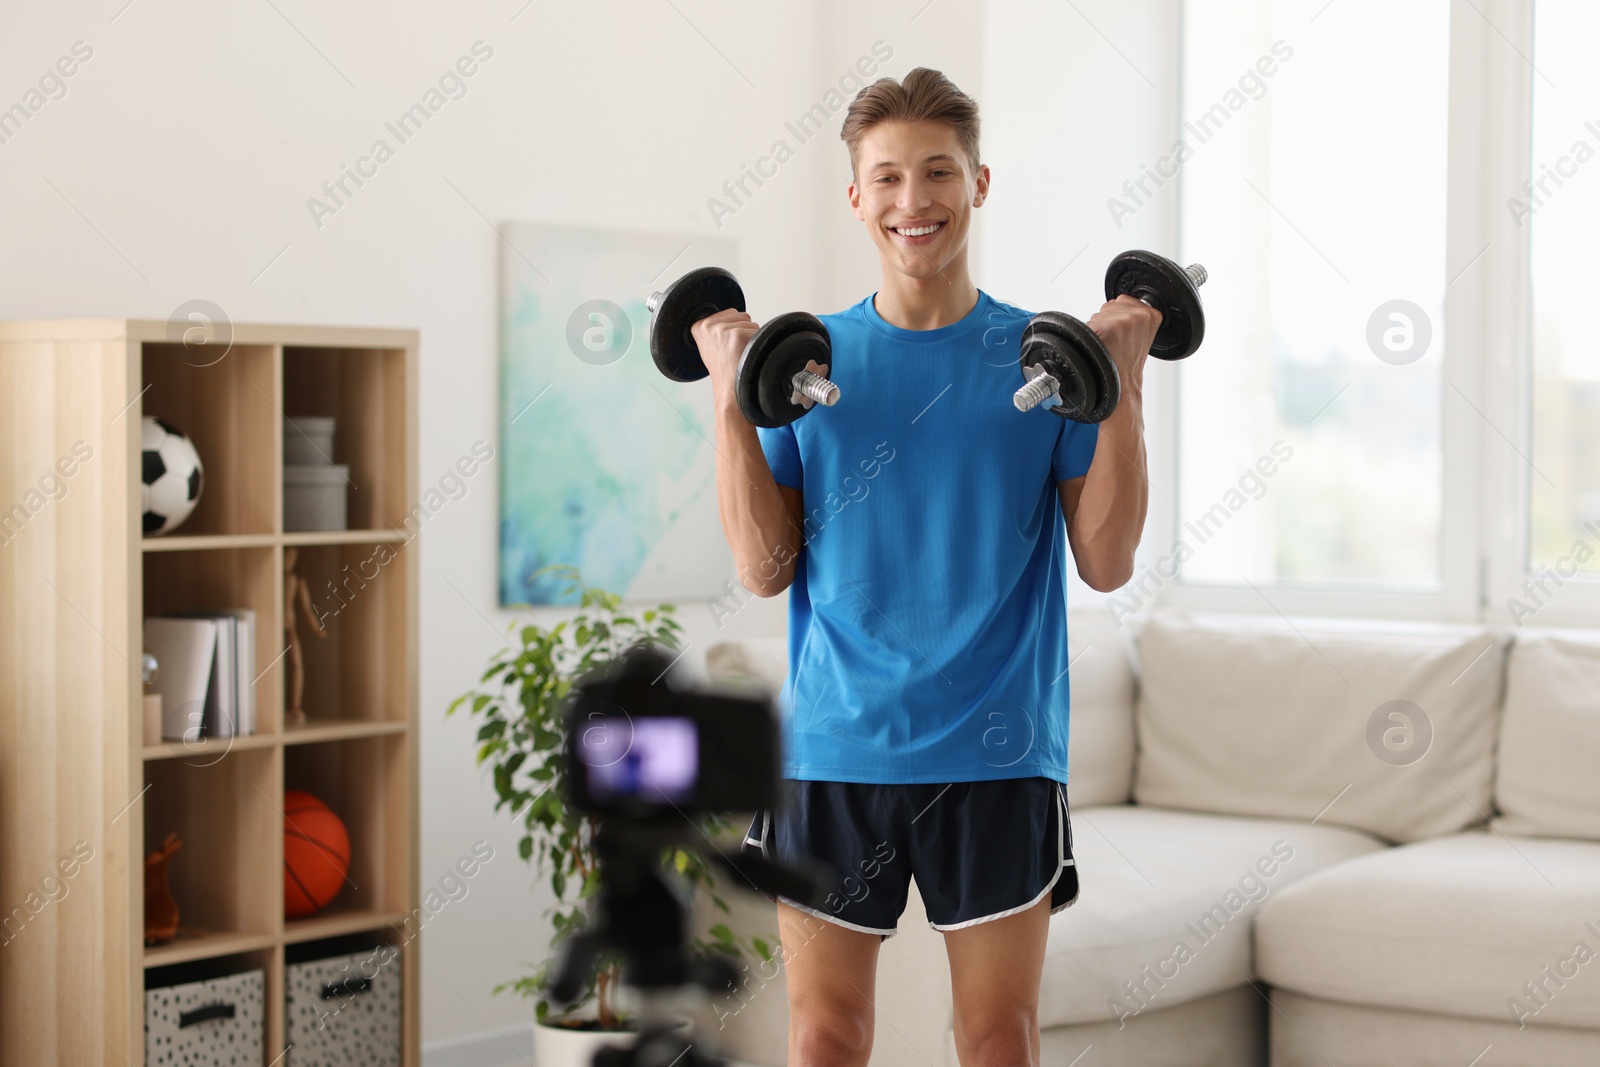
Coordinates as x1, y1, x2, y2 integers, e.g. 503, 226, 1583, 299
142, 416, 204, 535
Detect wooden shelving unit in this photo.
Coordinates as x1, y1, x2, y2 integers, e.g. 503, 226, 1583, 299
0, 321, 420, 1066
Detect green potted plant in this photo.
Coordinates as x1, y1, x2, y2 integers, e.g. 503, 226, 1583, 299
448, 565, 772, 1065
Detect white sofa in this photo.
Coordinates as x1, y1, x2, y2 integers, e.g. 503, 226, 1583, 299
698, 609, 1600, 1066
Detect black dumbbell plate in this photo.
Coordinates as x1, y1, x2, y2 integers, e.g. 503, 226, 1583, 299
648, 266, 746, 382
1020, 312, 1120, 424
738, 312, 833, 428
1104, 250, 1205, 361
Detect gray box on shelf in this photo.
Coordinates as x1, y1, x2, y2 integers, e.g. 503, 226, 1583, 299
145, 968, 264, 1066
285, 464, 350, 531
286, 943, 402, 1067
284, 416, 337, 465
283, 415, 350, 532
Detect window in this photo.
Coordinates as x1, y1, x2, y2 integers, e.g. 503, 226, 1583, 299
982, 1, 1592, 623
1527, 1, 1600, 577
1176, 1, 1452, 589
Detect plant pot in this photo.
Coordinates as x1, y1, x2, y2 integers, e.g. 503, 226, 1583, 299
533, 1017, 692, 1067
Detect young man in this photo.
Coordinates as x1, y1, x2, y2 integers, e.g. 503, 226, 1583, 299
696, 68, 1154, 1067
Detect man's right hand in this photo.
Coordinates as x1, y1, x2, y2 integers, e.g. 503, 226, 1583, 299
690, 309, 761, 408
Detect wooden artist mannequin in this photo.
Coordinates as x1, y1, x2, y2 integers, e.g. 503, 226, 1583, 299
284, 547, 326, 725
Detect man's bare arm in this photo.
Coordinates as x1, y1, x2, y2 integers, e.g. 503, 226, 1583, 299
1058, 389, 1146, 591
714, 400, 805, 596
1057, 296, 1158, 592
695, 309, 806, 597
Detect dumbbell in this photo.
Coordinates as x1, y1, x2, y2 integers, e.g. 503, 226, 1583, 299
1013, 250, 1208, 422
646, 267, 840, 428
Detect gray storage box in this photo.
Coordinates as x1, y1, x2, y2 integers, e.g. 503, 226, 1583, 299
284, 416, 337, 466
284, 464, 350, 531
286, 941, 401, 1067
145, 967, 264, 1066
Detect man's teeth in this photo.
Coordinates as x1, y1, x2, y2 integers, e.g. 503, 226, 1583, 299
894, 223, 942, 236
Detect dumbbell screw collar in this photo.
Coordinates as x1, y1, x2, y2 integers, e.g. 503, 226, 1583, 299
1013, 364, 1059, 412
791, 361, 840, 408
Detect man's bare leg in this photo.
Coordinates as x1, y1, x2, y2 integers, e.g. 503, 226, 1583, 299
942, 896, 1052, 1067
779, 901, 883, 1067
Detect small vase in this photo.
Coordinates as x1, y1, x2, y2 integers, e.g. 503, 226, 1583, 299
144, 831, 183, 945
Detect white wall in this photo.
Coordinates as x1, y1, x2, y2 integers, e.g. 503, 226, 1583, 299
0, 0, 1025, 1051
979, 0, 1183, 613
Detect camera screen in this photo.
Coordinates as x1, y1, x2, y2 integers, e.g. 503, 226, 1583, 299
577, 716, 699, 802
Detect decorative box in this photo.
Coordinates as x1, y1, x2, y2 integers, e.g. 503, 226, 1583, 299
145, 966, 264, 1066
285, 939, 402, 1066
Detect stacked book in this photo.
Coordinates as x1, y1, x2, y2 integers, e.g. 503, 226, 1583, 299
144, 610, 257, 742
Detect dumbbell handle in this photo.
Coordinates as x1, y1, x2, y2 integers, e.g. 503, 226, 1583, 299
1013, 263, 1206, 413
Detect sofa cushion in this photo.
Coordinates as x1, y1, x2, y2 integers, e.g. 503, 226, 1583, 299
1037, 805, 1383, 1029
705, 637, 789, 694
1061, 608, 1136, 805
1256, 832, 1600, 1031
1134, 611, 1507, 843
703, 608, 1137, 799
1495, 631, 1600, 841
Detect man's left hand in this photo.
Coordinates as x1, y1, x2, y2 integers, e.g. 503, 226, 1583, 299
1086, 295, 1162, 399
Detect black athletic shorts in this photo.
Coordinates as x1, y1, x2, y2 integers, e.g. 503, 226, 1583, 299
742, 777, 1077, 937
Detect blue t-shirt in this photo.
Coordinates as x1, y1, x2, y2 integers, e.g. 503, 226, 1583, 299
755, 290, 1098, 785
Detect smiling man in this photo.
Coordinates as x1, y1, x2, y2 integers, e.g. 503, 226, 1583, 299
693, 68, 1155, 1067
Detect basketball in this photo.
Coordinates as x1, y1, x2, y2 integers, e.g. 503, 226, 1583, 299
283, 789, 350, 919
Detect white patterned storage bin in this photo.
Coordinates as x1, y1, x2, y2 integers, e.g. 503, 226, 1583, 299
285, 940, 401, 1066
145, 967, 264, 1066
